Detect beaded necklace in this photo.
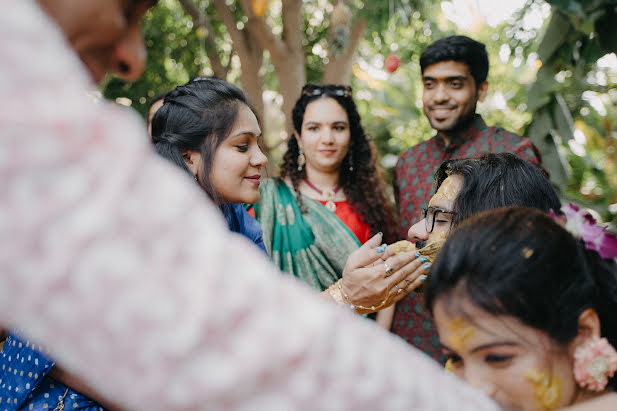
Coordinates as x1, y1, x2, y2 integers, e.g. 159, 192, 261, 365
304, 178, 341, 212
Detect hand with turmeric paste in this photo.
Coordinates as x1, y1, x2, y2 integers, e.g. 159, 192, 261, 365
323, 234, 432, 314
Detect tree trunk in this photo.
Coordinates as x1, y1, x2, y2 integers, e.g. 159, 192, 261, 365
276, 53, 306, 136
322, 19, 366, 84
212, 0, 266, 132
240, 0, 305, 136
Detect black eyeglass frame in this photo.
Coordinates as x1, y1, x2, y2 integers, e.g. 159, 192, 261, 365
421, 206, 457, 233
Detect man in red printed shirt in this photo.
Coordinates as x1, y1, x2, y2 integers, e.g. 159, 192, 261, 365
389, 35, 543, 361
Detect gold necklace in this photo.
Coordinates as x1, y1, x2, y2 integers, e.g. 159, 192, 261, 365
304, 178, 341, 212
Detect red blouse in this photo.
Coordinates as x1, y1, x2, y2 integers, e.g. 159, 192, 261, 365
316, 200, 371, 244
248, 200, 371, 244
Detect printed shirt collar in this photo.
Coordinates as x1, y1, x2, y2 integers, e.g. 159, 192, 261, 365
435, 114, 486, 147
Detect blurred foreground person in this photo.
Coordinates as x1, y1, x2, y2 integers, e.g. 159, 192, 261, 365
0, 1, 499, 409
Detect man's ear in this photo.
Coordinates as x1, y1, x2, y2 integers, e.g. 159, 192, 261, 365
477, 81, 488, 102
569, 308, 602, 355
181, 150, 201, 178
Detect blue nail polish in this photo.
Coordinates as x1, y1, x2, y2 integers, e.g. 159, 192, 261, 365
419, 274, 428, 283
415, 251, 421, 258
376, 244, 387, 253
377, 231, 383, 236
420, 256, 428, 263
423, 263, 432, 271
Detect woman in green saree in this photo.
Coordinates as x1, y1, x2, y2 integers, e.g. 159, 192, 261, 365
252, 85, 403, 322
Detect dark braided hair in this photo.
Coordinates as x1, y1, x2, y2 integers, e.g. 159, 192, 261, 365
280, 84, 397, 243
151, 77, 259, 204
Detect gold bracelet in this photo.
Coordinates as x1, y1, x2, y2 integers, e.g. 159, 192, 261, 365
338, 280, 391, 314
326, 279, 346, 305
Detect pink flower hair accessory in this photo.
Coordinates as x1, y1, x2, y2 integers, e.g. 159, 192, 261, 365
573, 336, 617, 391
551, 203, 617, 261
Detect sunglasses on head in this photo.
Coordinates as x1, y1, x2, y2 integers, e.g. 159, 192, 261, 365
301, 84, 352, 98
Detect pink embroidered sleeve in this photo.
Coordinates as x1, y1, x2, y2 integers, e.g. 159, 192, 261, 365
0, 2, 498, 409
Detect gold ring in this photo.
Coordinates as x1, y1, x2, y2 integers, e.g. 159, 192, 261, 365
384, 262, 394, 276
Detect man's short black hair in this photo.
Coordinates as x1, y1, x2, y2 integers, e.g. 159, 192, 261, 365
420, 35, 489, 87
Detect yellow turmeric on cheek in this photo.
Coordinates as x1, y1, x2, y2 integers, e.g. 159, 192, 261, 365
524, 369, 562, 409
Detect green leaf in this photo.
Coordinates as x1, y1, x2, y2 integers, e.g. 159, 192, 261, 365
537, 11, 572, 62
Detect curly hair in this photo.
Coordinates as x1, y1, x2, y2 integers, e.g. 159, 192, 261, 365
279, 84, 397, 243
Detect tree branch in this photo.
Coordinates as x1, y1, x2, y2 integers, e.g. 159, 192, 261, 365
178, 0, 229, 79
322, 18, 366, 84
281, 0, 303, 53
237, 0, 285, 60
212, 0, 244, 52
177, 0, 204, 25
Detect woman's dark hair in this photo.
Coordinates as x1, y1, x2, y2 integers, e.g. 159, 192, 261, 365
279, 84, 397, 243
425, 206, 617, 391
147, 91, 171, 116
151, 77, 258, 204
420, 35, 489, 87
434, 153, 561, 228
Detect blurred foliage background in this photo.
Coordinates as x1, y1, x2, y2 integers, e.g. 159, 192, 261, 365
103, 0, 617, 224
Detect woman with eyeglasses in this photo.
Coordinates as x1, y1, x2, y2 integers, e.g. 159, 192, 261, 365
251, 84, 423, 321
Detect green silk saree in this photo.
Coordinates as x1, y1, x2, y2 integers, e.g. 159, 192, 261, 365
253, 178, 361, 291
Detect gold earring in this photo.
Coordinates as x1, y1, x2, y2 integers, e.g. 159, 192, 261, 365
297, 148, 306, 171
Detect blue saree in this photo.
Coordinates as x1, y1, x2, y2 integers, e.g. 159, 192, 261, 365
0, 332, 103, 410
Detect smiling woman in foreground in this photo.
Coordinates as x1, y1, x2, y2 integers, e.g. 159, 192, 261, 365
426, 206, 617, 410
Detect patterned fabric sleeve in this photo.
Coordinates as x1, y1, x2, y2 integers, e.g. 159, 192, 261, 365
513, 135, 542, 167
0, 2, 499, 410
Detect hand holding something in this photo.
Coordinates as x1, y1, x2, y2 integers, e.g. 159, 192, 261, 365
339, 234, 430, 314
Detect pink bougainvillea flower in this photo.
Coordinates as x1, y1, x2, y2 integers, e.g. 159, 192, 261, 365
591, 232, 617, 259
553, 203, 617, 261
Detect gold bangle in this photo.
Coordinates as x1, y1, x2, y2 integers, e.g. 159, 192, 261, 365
338, 280, 391, 314
326, 279, 346, 305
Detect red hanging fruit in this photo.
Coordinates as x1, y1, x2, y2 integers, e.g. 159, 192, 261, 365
385, 54, 401, 73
